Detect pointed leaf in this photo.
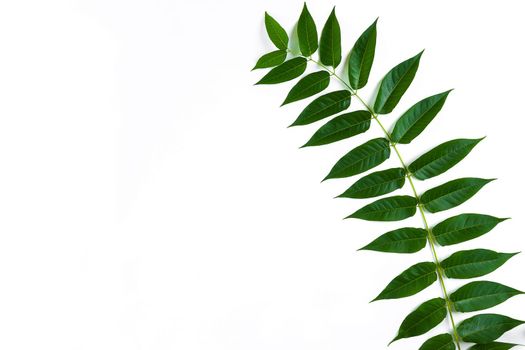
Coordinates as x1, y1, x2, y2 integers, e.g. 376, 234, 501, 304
374, 51, 423, 114
409, 138, 483, 180
359, 227, 427, 253
302, 110, 371, 147
391, 298, 447, 343
433, 214, 508, 246
256, 57, 307, 85
391, 91, 452, 143
282, 71, 330, 105
347, 195, 418, 221
290, 90, 351, 126
421, 178, 494, 213
419, 334, 455, 350
338, 167, 406, 199
252, 50, 287, 70
264, 12, 289, 50
441, 249, 518, 279
458, 314, 525, 344
469, 343, 520, 350
348, 19, 377, 90
319, 8, 341, 68
297, 3, 318, 56
373, 261, 437, 301
324, 138, 390, 180
451, 281, 524, 312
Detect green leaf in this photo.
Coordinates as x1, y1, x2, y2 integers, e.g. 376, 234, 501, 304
468, 343, 520, 350
256, 57, 307, 85
290, 90, 351, 126
408, 138, 483, 180
252, 50, 288, 70
433, 214, 508, 246
348, 19, 377, 90
323, 138, 390, 180
458, 314, 525, 344
347, 195, 418, 221
441, 249, 518, 279
373, 51, 424, 114
391, 298, 447, 344
319, 7, 341, 68
302, 110, 371, 147
391, 90, 452, 144
359, 227, 427, 253
421, 178, 495, 213
338, 167, 406, 199
297, 3, 318, 56
419, 334, 455, 350
282, 71, 330, 106
451, 281, 523, 313
373, 261, 437, 301
264, 12, 289, 50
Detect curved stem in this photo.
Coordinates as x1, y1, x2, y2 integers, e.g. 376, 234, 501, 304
306, 57, 462, 349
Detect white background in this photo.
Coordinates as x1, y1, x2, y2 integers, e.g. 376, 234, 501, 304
0, 0, 524, 349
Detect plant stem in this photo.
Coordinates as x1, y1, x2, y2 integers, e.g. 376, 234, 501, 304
305, 57, 462, 349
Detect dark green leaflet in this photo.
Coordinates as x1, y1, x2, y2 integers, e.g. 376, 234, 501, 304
338, 167, 406, 199
391, 298, 447, 343
419, 333, 455, 350
450, 281, 523, 312
252, 50, 287, 70
441, 249, 518, 279
297, 3, 318, 56
324, 138, 390, 180
319, 8, 341, 68
421, 178, 495, 213
458, 314, 525, 344
359, 227, 427, 253
391, 90, 452, 144
282, 71, 330, 105
348, 19, 377, 90
290, 90, 351, 126
347, 195, 417, 221
264, 12, 289, 50
256, 57, 307, 85
374, 51, 423, 114
408, 138, 483, 180
302, 110, 371, 147
373, 262, 437, 301
468, 343, 520, 350
433, 214, 508, 246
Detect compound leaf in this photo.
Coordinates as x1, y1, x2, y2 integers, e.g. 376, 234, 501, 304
451, 281, 523, 313
324, 138, 390, 180
458, 314, 524, 344
282, 71, 330, 105
408, 138, 483, 180
373, 261, 437, 301
297, 3, 318, 56
302, 110, 371, 147
441, 249, 518, 279
421, 178, 494, 213
256, 57, 307, 85
374, 51, 423, 114
338, 167, 406, 199
359, 227, 427, 254
347, 195, 418, 221
391, 90, 452, 144
265, 12, 289, 50
319, 7, 341, 68
290, 90, 351, 126
433, 214, 508, 246
391, 298, 447, 344
348, 19, 377, 90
